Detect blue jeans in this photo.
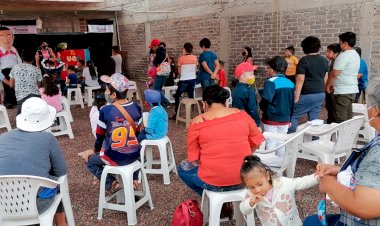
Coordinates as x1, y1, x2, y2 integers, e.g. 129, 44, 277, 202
177, 164, 243, 196
200, 78, 216, 91
153, 76, 169, 106
86, 153, 139, 190
289, 93, 325, 133
174, 79, 196, 113
303, 214, 342, 226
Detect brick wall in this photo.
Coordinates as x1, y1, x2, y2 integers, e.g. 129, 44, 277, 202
119, 23, 147, 77
370, 2, 380, 79
118, 0, 377, 82
228, 3, 361, 84
150, 14, 220, 65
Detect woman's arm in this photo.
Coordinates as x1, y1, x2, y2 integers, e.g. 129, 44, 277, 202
187, 120, 202, 162
294, 74, 304, 103
320, 176, 380, 219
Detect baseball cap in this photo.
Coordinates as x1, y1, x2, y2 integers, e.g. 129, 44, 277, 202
149, 39, 161, 48
235, 62, 259, 78
100, 73, 129, 92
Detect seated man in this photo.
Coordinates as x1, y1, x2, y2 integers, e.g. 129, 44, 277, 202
0, 97, 68, 226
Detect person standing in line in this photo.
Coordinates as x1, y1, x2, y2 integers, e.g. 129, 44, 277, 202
0, 26, 22, 109
198, 38, 220, 90
284, 45, 299, 84
289, 36, 328, 133
325, 43, 341, 124
241, 46, 254, 65
325, 32, 360, 123
111, 46, 122, 74
353, 47, 369, 103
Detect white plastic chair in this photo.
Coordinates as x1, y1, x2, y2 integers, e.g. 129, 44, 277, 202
61, 96, 73, 122
67, 86, 84, 108
352, 103, 376, 146
50, 111, 74, 139
140, 136, 177, 185
201, 189, 255, 226
0, 174, 75, 226
84, 85, 101, 107
98, 161, 154, 225
255, 125, 310, 178
298, 116, 364, 164
0, 104, 11, 131
224, 87, 232, 107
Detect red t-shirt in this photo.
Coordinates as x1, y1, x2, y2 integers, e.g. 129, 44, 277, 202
187, 111, 264, 186
217, 69, 226, 87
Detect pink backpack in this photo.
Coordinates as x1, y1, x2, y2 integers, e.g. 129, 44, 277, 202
172, 199, 203, 226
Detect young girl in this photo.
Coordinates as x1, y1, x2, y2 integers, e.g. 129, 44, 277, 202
240, 155, 319, 226
89, 91, 107, 137
82, 60, 99, 87
39, 74, 63, 112
217, 60, 226, 87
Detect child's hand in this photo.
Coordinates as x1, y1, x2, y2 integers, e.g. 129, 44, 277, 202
249, 194, 263, 207
78, 149, 94, 163
211, 73, 218, 79
316, 163, 340, 177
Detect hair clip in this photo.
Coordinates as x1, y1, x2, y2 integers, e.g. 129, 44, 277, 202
43, 74, 49, 78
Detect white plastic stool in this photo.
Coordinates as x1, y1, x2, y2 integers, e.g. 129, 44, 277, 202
67, 86, 84, 108
84, 85, 101, 107
51, 111, 74, 139
140, 136, 177, 185
127, 87, 143, 106
61, 97, 73, 122
162, 85, 178, 104
98, 161, 154, 225
176, 98, 202, 129
194, 84, 203, 100
201, 189, 255, 226
0, 104, 11, 131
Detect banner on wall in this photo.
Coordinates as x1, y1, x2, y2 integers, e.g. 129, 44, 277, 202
88, 24, 114, 33
60, 49, 90, 66
7, 25, 37, 34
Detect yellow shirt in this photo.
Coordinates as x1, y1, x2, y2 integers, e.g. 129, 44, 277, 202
285, 55, 299, 76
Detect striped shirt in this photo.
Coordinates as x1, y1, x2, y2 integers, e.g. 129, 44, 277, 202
0, 46, 22, 81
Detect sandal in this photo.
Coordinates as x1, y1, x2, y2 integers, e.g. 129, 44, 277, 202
106, 181, 122, 196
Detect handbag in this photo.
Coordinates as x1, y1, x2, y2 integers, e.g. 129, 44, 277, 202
172, 199, 203, 226
156, 57, 171, 76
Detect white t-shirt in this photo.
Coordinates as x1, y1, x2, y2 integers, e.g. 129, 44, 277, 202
111, 54, 122, 74
178, 54, 198, 81
82, 67, 99, 87
89, 106, 99, 138
333, 49, 360, 94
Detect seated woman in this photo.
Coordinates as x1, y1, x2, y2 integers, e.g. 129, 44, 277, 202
178, 85, 265, 197
304, 78, 380, 225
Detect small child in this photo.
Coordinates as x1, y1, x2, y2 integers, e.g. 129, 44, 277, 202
137, 89, 168, 142
146, 65, 157, 88
231, 62, 261, 127
240, 155, 319, 226
89, 91, 107, 138
259, 56, 294, 160
64, 65, 78, 96
39, 74, 63, 112
284, 46, 299, 84
217, 60, 226, 87
325, 43, 341, 124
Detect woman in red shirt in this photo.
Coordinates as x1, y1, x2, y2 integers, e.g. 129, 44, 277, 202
178, 85, 264, 196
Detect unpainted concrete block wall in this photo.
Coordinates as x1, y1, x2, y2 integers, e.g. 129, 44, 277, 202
117, 0, 377, 82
